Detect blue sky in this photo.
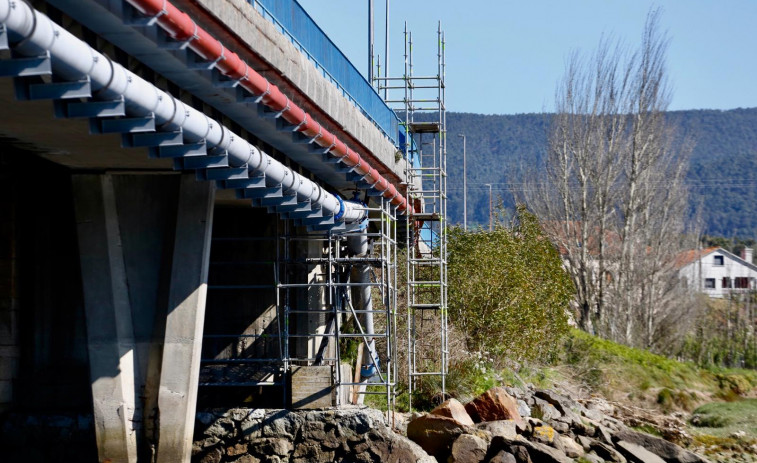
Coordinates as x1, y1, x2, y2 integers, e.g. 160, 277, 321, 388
296, 0, 757, 115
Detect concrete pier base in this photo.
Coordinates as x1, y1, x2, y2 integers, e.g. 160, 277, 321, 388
73, 173, 214, 463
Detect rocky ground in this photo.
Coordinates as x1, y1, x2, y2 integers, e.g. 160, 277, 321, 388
192, 384, 720, 462
404, 385, 713, 462
192, 407, 434, 463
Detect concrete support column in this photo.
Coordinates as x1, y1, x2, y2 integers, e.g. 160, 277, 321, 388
74, 174, 140, 462
73, 173, 214, 463
156, 174, 214, 463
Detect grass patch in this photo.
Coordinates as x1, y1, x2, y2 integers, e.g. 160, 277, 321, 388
690, 399, 757, 440
632, 424, 662, 437
563, 330, 706, 395
558, 330, 757, 409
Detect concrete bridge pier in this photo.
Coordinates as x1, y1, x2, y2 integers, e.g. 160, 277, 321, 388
72, 172, 214, 463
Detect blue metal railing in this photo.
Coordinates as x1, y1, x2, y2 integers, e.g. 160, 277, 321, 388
250, 0, 400, 147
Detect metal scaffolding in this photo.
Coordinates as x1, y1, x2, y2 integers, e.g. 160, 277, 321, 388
376, 22, 448, 410
199, 220, 286, 399
281, 197, 398, 411
200, 198, 398, 413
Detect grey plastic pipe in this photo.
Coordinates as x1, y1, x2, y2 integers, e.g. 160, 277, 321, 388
0, 0, 367, 225
347, 229, 379, 390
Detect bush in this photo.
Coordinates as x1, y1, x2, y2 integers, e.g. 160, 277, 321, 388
716, 373, 754, 396
447, 205, 573, 362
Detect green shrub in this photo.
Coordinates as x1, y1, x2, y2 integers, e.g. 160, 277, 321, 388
657, 388, 674, 411
447, 206, 573, 362
716, 373, 753, 396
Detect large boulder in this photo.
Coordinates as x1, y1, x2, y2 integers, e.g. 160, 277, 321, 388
557, 436, 584, 458
534, 390, 582, 425
476, 420, 517, 441
531, 425, 556, 445
465, 387, 524, 425
489, 450, 517, 463
406, 414, 470, 462
591, 441, 627, 463
518, 439, 574, 463
430, 398, 475, 426
531, 397, 562, 422
613, 429, 711, 463
448, 433, 488, 463
362, 428, 438, 463
616, 440, 667, 463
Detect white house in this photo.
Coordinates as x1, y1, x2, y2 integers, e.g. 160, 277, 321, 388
678, 247, 757, 298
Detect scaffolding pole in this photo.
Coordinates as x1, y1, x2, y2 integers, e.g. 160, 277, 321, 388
379, 21, 448, 411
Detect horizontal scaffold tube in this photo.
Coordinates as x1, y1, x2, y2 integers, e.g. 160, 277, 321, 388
124, 0, 408, 213
0, 0, 372, 225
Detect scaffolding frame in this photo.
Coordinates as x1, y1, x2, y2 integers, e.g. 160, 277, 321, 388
376, 22, 448, 410
200, 198, 398, 414
279, 197, 398, 413
199, 219, 287, 397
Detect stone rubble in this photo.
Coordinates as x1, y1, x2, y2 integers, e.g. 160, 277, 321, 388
406, 386, 713, 463
192, 407, 435, 463
191, 385, 715, 463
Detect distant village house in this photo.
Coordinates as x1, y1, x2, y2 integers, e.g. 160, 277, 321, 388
678, 247, 757, 298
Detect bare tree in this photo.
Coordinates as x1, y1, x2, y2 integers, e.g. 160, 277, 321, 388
524, 9, 694, 348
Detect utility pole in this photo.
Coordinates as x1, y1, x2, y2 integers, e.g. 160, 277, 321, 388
485, 183, 492, 231
458, 134, 467, 230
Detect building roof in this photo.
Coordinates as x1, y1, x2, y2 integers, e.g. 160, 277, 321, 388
676, 246, 757, 272
674, 247, 719, 268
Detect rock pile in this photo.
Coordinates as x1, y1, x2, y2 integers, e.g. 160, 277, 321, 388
191, 386, 714, 462
406, 386, 712, 463
192, 408, 435, 463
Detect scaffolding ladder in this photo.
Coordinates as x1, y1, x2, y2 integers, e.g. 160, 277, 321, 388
377, 22, 448, 410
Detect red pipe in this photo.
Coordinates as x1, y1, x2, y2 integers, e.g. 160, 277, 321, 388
125, 0, 408, 212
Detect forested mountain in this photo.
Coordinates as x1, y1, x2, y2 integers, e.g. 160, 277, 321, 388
437, 107, 757, 238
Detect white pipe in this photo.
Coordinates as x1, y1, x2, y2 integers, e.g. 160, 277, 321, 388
1, 0, 366, 226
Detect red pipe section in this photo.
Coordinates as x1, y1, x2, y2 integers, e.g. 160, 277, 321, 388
125, 0, 407, 212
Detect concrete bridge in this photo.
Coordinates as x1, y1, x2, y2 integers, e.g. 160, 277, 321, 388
0, 1, 446, 461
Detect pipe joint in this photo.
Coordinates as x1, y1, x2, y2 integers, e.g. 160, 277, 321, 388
247, 146, 263, 171
334, 195, 346, 222
206, 43, 226, 69
232, 61, 249, 87
323, 133, 337, 154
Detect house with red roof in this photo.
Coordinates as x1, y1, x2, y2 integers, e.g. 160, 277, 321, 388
678, 247, 757, 297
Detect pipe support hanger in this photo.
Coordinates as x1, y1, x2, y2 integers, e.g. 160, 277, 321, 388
0, 0, 383, 229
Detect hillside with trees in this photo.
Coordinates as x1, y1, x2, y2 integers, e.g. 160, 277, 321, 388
440, 107, 757, 238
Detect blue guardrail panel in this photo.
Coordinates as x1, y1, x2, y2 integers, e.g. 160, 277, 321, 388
251, 0, 400, 147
